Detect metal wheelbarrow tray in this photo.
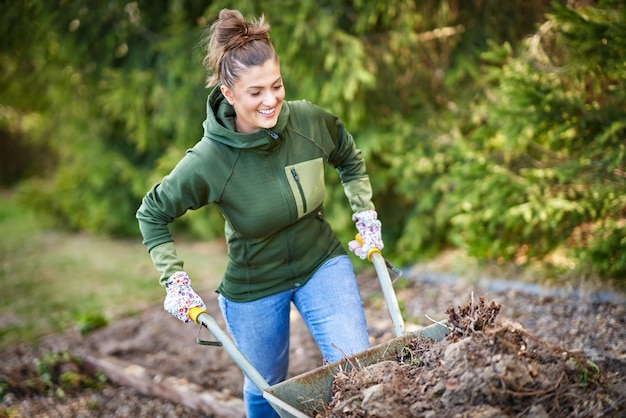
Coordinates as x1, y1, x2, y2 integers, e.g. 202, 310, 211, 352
193, 252, 450, 418
263, 322, 449, 417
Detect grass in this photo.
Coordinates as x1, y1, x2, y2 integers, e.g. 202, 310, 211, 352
0, 191, 227, 348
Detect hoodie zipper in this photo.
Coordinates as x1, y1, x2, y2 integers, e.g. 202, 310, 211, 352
290, 168, 307, 214
266, 129, 279, 140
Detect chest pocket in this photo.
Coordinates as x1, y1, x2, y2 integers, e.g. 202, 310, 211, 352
285, 158, 325, 219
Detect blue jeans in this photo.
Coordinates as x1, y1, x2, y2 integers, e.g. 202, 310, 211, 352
218, 255, 370, 418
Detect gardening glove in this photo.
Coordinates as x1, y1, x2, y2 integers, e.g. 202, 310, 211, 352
348, 210, 384, 260
163, 271, 207, 323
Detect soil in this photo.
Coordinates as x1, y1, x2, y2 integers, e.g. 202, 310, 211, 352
1, 262, 625, 417
322, 296, 624, 417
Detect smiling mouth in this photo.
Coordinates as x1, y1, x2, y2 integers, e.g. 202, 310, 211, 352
257, 108, 275, 116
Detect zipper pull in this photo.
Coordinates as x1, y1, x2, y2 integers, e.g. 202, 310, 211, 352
268, 129, 279, 140
291, 168, 299, 180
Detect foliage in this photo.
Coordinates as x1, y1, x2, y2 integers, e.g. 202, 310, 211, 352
2, 0, 224, 237
31, 351, 107, 398
1, 1, 624, 280
72, 309, 109, 336
438, 0, 626, 278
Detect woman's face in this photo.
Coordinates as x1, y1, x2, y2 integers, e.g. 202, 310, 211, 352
220, 59, 285, 134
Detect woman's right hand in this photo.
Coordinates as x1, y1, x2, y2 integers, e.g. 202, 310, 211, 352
164, 271, 207, 323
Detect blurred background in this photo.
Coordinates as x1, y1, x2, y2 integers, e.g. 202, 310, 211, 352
1, 0, 624, 345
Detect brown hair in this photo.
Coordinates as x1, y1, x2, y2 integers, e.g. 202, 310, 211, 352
201, 9, 277, 88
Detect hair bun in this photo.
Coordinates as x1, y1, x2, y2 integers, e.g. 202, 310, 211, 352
201, 9, 276, 87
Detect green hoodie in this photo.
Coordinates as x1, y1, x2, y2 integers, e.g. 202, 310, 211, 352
136, 86, 375, 302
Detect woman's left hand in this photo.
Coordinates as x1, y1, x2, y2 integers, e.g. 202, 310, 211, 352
349, 210, 384, 260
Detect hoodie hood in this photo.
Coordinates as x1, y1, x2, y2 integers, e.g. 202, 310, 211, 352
201, 85, 290, 151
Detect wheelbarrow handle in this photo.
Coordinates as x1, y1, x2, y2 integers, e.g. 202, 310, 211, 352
353, 234, 405, 337
371, 252, 405, 337
190, 308, 270, 393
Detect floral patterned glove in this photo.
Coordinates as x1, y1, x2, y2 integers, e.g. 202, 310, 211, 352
164, 271, 206, 323
349, 210, 384, 260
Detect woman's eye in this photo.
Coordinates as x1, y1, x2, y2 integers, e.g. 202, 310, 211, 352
273, 84, 283, 90
250, 92, 260, 96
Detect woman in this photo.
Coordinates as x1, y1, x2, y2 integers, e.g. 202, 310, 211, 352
136, 8, 384, 417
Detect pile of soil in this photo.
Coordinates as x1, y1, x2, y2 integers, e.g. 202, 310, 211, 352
323, 295, 624, 417
1, 266, 625, 417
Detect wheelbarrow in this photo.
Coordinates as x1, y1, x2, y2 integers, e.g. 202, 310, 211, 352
189, 252, 450, 417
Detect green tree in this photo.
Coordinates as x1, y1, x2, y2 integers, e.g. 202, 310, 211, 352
438, 0, 626, 279
2, 1, 224, 236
